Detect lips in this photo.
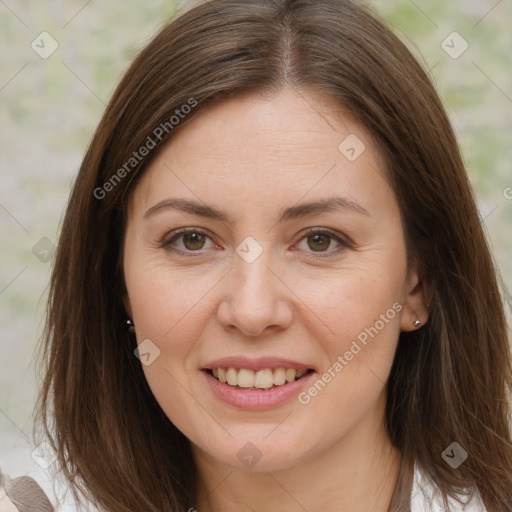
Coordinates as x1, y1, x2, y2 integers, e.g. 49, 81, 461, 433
201, 356, 315, 408
203, 356, 313, 372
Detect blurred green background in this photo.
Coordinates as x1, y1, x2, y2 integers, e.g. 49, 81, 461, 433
0, 0, 511, 506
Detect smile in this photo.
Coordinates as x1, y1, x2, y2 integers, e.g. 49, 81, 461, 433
206, 367, 312, 390
201, 357, 316, 409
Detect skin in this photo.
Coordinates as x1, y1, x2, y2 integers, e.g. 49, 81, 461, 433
122, 86, 429, 512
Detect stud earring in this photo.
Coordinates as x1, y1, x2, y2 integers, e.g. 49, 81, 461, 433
126, 318, 135, 333
413, 320, 421, 327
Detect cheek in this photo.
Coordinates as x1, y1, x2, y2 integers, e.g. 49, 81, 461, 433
124, 263, 223, 432
123, 238, 407, 463
292, 253, 405, 416
125, 237, 407, 371
297, 253, 406, 350
123, 256, 226, 419
125, 255, 221, 340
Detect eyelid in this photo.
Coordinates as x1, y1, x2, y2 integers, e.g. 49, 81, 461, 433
162, 227, 218, 255
299, 226, 352, 245
292, 227, 352, 258
161, 226, 351, 257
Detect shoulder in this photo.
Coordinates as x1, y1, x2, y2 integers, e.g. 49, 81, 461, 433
410, 463, 487, 512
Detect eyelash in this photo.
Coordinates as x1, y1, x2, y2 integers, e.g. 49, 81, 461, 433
162, 227, 351, 259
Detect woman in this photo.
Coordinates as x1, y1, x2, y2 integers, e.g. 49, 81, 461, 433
34, 0, 512, 510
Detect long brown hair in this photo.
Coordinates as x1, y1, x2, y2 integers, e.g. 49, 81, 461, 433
34, 0, 512, 510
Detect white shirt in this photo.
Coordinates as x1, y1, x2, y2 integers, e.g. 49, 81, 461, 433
411, 463, 487, 511
3, 461, 488, 511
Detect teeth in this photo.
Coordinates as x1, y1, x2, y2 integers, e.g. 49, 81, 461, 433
286, 369, 296, 382
210, 366, 310, 389
254, 369, 274, 389
238, 368, 255, 388
226, 367, 238, 386
273, 367, 286, 385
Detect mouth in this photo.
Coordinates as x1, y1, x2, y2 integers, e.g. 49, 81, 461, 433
203, 367, 314, 391
200, 356, 317, 409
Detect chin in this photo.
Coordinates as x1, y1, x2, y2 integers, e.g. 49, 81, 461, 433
193, 429, 320, 473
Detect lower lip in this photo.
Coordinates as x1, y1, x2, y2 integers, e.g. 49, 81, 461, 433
202, 370, 315, 410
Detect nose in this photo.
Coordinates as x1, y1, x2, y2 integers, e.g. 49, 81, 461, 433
216, 247, 294, 337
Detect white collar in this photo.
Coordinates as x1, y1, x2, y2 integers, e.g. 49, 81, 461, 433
410, 462, 487, 511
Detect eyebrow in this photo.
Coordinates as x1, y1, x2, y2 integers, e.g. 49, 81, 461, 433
143, 195, 369, 222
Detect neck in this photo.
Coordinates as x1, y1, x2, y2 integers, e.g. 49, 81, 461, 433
194, 396, 402, 512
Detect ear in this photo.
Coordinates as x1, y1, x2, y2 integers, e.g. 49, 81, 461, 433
400, 258, 431, 332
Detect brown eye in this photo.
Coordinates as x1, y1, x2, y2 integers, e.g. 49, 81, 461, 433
163, 228, 215, 254
182, 232, 207, 251
306, 233, 332, 252
294, 228, 349, 258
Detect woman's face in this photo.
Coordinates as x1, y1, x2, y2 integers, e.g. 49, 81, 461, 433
123, 87, 426, 472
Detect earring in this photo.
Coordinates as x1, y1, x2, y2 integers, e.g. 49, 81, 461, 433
413, 320, 421, 327
126, 318, 135, 333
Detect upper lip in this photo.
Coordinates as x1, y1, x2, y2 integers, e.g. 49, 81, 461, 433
202, 356, 314, 372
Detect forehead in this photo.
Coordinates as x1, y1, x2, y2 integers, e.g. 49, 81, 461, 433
128, 87, 391, 219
